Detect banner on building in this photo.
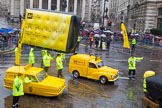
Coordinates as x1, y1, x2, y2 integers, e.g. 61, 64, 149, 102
120, 22, 130, 49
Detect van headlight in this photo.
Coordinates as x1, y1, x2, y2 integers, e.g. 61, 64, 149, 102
58, 87, 61, 91
111, 75, 115, 79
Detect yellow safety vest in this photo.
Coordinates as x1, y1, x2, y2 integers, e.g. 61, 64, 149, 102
132, 38, 136, 45
56, 56, 63, 70
128, 57, 143, 69
77, 36, 81, 42
12, 76, 24, 96
43, 54, 52, 67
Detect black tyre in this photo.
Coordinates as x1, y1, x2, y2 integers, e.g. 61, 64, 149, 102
73, 70, 80, 78
100, 76, 107, 84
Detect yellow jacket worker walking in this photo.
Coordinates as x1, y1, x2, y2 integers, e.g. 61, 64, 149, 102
56, 53, 64, 78
12, 73, 24, 108
43, 51, 53, 72
143, 71, 155, 96
131, 37, 136, 52
28, 48, 35, 66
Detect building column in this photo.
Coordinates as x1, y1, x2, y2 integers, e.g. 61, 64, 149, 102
82, 0, 85, 20
48, 0, 51, 10
30, 0, 33, 9
10, 0, 14, 15
39, 0, 42, 9
65, 0, 69, 12
74, 0, 77, 15
20, 0, 24, 16
88, 0, 92, 22
57, 0, 60, 11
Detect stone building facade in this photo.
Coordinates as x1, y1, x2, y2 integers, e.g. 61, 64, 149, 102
7, 0, 93, 22
127, 0, 162, 33
0, 0, 10, 16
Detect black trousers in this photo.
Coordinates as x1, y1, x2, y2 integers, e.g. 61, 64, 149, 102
76, 42, 80, 50
13, 96, 20, 107
44, 67, 49, 72
58, 69, 63, 78
128, 69, 136, 75
131, 44, 136, 52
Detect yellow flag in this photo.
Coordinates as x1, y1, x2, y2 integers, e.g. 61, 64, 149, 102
121, 22, 130, 49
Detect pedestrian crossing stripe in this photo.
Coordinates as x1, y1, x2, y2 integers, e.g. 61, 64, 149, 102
114, 60, 127, 61
119, 77, 129, 80
150, 60, 162, 62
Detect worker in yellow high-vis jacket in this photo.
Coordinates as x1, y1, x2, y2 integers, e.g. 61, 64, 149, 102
143, 71, 155, 97
43, 51, 53, 72
131, 37, 136, 52
128, 54, 143, 80
12, 73, 24, 108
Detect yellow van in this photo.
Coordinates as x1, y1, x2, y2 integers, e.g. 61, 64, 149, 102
68, 54, 119, 84
4, 65, 66, 97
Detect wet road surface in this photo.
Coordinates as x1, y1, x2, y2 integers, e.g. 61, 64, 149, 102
0, 42, 162, 108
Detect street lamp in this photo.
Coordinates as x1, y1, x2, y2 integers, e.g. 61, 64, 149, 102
102, 0, 108, 28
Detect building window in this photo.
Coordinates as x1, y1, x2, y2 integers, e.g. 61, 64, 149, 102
68, 0, 74, 12
33, 0, 39, 8
42, 0, 48, 9
159, 7, 162, 15
51, 0, 57, 10
157, 18, 162, 29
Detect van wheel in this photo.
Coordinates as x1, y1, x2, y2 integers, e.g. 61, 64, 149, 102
73, 71, 80, 78
100, 76, 107, 84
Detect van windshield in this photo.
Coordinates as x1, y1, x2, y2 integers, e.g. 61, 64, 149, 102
96, 61, 104, 68
36, 70, 48, 82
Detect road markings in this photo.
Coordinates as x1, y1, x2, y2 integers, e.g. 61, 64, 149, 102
114, 60, 127, 62
115, 60, 162, 62
150, 60, 162, 62
80, 44, 86, 46
119, 77, 129, 80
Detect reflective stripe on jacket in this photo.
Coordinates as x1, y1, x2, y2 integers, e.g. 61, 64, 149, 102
12, 76, 24, 96
56, 56, 63, 70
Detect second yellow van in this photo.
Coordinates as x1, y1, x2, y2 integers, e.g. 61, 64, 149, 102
68, 54, 119, 84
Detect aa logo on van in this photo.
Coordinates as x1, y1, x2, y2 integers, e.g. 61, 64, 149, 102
27, 13, 33, 19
